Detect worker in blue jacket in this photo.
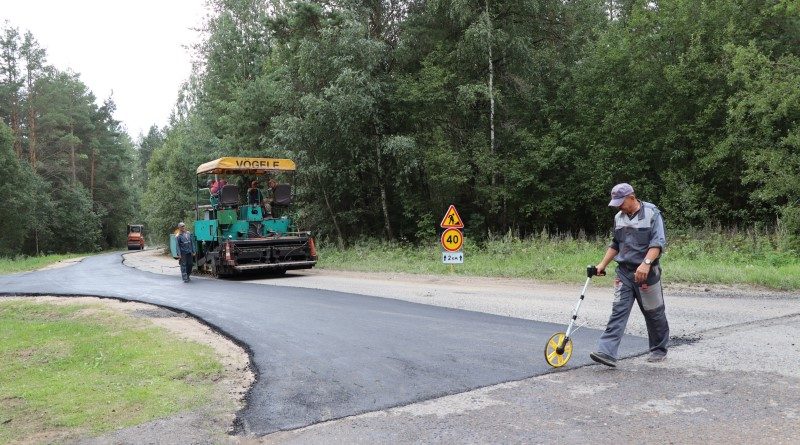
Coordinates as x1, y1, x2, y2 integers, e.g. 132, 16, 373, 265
176, 222, 196, 283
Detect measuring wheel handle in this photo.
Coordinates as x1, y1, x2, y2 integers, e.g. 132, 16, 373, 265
587, 265, 606, 278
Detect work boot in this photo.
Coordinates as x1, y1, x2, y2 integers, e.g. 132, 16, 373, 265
646, 352, 667, 363
590, 352, 617, 367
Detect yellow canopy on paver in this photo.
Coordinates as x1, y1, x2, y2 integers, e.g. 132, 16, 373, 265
196, 157, 297, 175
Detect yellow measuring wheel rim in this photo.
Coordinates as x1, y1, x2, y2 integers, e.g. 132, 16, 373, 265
544, 332, 573, 368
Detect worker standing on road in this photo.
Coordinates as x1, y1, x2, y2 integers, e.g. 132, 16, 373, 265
590, 183, 669, 367
176, 222, 195, 283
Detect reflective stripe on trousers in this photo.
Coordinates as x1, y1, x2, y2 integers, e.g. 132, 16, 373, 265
596, 266, 669, 359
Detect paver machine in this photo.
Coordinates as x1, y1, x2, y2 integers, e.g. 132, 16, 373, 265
178, 157, 317, 277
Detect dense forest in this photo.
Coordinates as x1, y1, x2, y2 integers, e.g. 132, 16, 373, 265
2, 0, 799, 256
143, 0, 800, 249
0, 25, 138, 256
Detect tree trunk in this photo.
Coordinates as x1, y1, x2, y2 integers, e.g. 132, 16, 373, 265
28, 109, 36, 168
27, 76, 36, 169
317, 171, 345, 248
70, 126, 77, 184
379, 182, 393, 240
375, 142, 394, 240
90, 148, 95, 199
11, 96, 21, 157
486, 0, 496, 188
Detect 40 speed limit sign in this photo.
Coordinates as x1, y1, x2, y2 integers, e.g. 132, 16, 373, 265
440, 228, 464, 252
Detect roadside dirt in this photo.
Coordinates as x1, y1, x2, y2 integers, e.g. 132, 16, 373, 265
38, 256, 87, 270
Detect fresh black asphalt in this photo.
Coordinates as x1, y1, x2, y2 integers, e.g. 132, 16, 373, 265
0, 253, 649, 435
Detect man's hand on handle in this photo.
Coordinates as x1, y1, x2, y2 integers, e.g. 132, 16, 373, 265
595, 247, 618, 279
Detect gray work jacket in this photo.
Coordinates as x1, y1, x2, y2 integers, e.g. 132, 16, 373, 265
609, 200, 666, 266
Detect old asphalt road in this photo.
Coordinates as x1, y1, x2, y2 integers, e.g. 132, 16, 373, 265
0, 252, 648, 436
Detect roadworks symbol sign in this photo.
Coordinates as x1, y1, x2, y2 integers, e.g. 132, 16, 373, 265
440, 205, 464, 229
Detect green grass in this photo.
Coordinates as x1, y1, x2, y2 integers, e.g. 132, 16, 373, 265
317, 231, 800, 290
0, 253, 93, 275
0, 300, 223, 443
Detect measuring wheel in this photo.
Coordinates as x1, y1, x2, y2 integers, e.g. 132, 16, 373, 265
544, 332, 573, 368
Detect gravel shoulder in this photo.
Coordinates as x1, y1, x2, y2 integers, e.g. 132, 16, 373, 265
120, 249, 800, 444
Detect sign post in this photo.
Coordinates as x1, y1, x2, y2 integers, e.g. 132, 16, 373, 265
440, 205, 464, 266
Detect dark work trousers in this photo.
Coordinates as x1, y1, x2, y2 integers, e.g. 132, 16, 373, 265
179, 253, 194, 281
596, 264, 669, 359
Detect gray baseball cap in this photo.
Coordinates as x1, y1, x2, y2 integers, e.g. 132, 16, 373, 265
608, 183, 634, 207
178, 222, 186, 228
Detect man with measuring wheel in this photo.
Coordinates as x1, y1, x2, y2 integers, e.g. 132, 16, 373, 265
590, 183, 669, 367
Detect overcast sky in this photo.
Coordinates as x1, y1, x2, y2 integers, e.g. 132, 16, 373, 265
1, 0, 207, 140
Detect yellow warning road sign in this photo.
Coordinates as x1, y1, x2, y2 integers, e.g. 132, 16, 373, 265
441, 228, 464, 252
440, 205, 464, 229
